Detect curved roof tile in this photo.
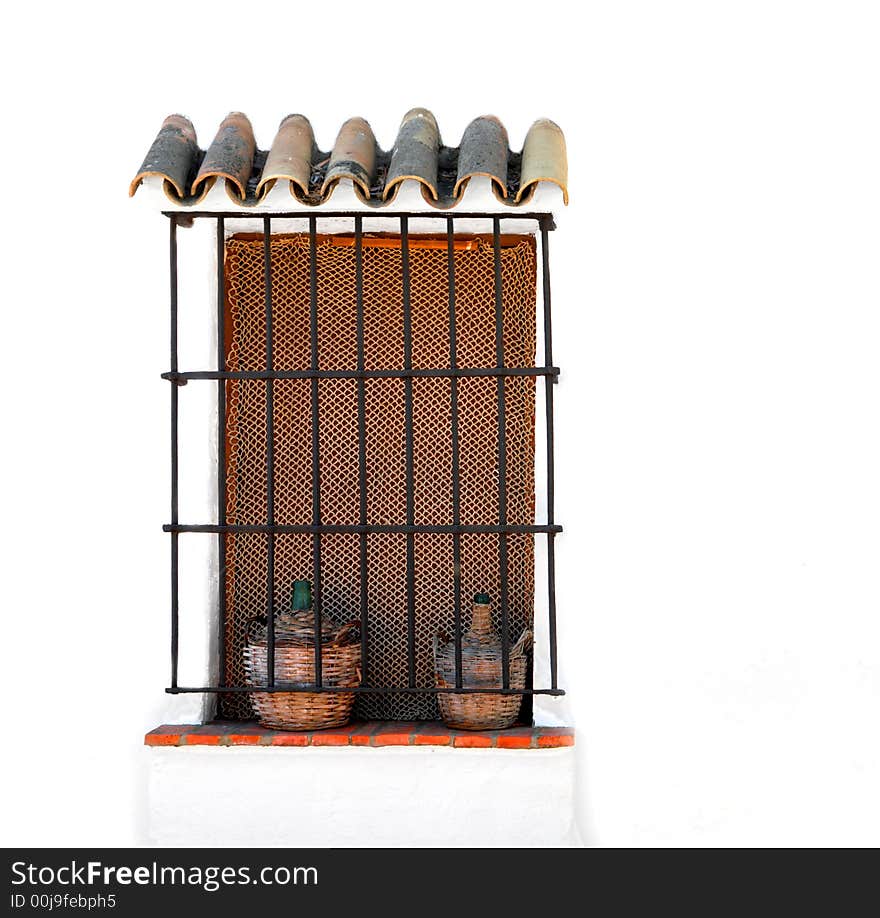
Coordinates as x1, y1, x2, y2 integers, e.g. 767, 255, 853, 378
518, 118, 568, 204
454, 115, 509, 200
129, 114, 198, 201
256, 114, 315, 201
384, 108, 441, 202
192, 112, 256, 203
130, 110, 567, 208
322, 117, 377, 201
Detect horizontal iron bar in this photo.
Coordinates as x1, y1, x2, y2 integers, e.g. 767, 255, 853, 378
165, 523, 562, 535
163, 367, 558, 383
163, 211, 556, 229
167, 686, 566, 695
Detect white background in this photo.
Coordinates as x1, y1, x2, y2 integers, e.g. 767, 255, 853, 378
2, 0, 879, 847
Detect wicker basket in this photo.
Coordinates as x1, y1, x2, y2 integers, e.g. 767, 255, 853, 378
433, 594, 532, 730
244, 604, 361, 731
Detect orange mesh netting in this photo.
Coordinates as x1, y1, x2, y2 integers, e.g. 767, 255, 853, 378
222, 233, 537, 720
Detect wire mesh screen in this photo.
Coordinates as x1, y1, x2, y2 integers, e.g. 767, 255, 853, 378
221, 232, 537, 720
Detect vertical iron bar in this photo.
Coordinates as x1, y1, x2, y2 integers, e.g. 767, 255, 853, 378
263, 217, 275, 688
541, 219, 559, 691
355, 215, 368, 684
169, 216, 179, 690
402, 216, 416, 688
493, 217, 510, 689
447, 217, 463, 689
216, 217, 228, 691
309, 215, 323, 688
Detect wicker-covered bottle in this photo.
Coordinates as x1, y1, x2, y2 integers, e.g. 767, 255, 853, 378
433, 592, 531, 730
244, 580, 361, 731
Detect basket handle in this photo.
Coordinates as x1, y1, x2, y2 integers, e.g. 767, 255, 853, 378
432, 629, 450, 661
245, 616, 267, 643
329, 619, 360, 647
511, 628, 532, 657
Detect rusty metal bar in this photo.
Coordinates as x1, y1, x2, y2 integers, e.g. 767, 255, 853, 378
263, 217, 276, 688
541, 219, 559, 691
309, 215, 323, 689
163, 367, 558, 382
168, 685, 565, 695
355, 214, 369, 684
166, 523, 562, 535
401, 216, 416, 688
163, 210, 556, 226
169, 216, 179, 690
493, 217, 510, 689
447, 216, 463, 689
216, 216, 228, 693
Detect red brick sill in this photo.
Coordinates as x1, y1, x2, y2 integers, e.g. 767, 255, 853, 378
145, 721, 574, 749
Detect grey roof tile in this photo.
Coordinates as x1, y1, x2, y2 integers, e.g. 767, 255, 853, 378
455, 115, 510, 200
129, 114, 199, 200
130, 110, 567, 207
384, 108, 441, 202
192, 112, 256, 203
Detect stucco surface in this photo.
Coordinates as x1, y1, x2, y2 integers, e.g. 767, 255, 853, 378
148, 745, 581, 847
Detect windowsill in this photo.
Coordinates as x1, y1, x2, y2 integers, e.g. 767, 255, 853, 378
145, 721, 574, 749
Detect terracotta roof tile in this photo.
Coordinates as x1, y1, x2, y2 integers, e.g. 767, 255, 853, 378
256, 114, 315, 201
191, 112, 256, 203
130, 110, 568, 208
322, 117, 377, 201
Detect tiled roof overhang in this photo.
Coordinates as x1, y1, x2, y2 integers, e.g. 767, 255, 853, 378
130, 109, 568, 209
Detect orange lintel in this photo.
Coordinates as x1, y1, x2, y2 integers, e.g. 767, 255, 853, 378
327, 235, 477, 251
227, 232, 529, 251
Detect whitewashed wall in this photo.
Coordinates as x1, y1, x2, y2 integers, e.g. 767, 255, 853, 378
6, 3, 880, 848
149, 746, 580, 847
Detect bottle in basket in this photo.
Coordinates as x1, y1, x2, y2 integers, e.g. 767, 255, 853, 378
433, 592, 532, 731
243, 579, 361, 731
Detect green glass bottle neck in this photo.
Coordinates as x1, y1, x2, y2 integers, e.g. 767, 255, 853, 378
291, 580, 312, 611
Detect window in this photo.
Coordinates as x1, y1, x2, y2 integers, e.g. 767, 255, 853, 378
165, 212, 562, 723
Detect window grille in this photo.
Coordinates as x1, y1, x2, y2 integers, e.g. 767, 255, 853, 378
163, 211, 563, 722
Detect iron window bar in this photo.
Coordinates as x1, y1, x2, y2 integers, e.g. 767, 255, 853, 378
401, 216, 416, 688
169, 217, 179, 690
308, 216, 324, 689
215, 217, 228, 697
447, 217, 463, 689
263, 217, 276, 687
165, 524, 563, 535
163, 368, 559, 382
168, 686, 565, 695
164, 210, 563, 701
355, 216, 369, 685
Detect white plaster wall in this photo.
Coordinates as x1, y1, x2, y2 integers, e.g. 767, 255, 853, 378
148, 746, 581, 848
7, 5, 880, 849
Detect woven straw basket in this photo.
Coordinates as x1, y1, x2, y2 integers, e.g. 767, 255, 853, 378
244, 612, 360, 731
433, 596, 532, 730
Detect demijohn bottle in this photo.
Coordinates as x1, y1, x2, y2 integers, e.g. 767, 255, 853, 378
433, 591, 532, 730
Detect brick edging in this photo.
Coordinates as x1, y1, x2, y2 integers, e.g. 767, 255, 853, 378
145, 721, 574, 749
